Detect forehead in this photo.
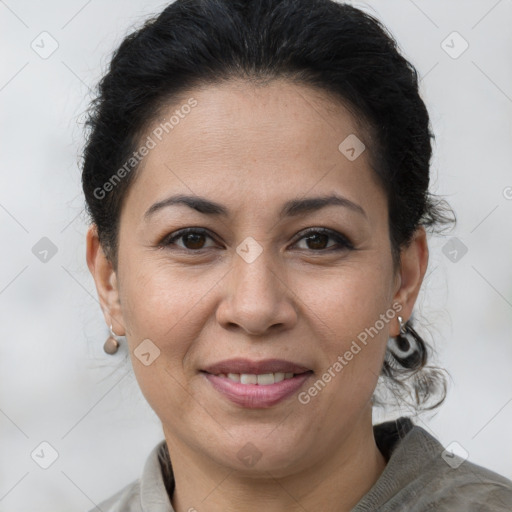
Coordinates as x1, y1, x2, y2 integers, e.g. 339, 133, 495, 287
123, 79, 384, 221
147, 78, 364, 161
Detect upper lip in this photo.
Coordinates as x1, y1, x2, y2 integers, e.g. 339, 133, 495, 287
202, 358, 312, 375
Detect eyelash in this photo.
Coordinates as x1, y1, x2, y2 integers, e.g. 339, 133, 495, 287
159, 227, 354, 253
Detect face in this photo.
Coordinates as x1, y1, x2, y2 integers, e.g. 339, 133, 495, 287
88, 79, 427, 477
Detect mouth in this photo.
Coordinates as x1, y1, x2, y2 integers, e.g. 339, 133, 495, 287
201, 357, 312, 376
200, 358, 314, 408
201, 370, 312, 385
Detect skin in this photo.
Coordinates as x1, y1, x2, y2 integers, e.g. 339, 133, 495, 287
87, 79, 428, 512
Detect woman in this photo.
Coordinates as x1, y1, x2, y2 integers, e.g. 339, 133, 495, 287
83, 0, 512, 510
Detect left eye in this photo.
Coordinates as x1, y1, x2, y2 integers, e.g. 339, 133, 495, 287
293, 228, 353, 251
160, 228, 353, 252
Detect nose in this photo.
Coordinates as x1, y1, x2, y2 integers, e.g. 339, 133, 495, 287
215, 246, 298, 336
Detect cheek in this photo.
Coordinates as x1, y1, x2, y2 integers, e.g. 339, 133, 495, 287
295, 259, 394, 395
118, 263, 216, 416
117, 259, 233, 409
119, 256, 221, 340
298, 254, 394, 335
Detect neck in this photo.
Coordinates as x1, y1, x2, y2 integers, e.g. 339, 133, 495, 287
166, 409, 387, 512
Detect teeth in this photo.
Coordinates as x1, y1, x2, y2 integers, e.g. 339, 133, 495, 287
257, 373, 274, 385
240, 374, 257, 384
218, 372, 299, 385
274, 372, 285, 383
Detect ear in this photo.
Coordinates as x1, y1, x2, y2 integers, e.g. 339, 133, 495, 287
391, 226, 429, 336
86, 225, 125, 336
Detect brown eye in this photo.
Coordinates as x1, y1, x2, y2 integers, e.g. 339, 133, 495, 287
179, 232, 207, 250
303, 232, 330, 250
160, 227, 353, 253
161, 228, 217, 251
293, 228, 353, 252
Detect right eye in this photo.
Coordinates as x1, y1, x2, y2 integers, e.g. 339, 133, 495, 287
160, 228, 219, 251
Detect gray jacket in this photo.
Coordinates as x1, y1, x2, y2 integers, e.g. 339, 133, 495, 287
90, 417, 512, 511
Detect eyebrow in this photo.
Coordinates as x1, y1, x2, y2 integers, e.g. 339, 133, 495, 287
143, 193, 367, 221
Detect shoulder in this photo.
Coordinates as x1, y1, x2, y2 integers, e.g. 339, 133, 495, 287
354, 418, 512, 512
418, 455, 512, 511
88, 440, 173, 512
89, 479, 142, 512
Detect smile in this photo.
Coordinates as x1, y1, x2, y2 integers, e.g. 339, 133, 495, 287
211, 372, 299, 385
201, 369, 314, 408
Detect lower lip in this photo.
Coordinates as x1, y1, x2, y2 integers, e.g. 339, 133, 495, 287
202, 372, 313, 408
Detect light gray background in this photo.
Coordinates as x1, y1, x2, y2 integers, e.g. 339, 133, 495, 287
1, 1, 511, 510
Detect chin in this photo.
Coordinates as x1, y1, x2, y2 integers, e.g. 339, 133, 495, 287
209, 431, 308, 475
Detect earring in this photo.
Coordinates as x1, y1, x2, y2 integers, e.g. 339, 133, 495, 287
395, 316, 411, 352
103, 324, 120, 354
385, 312, 426, 371
389, 314, 426, 370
